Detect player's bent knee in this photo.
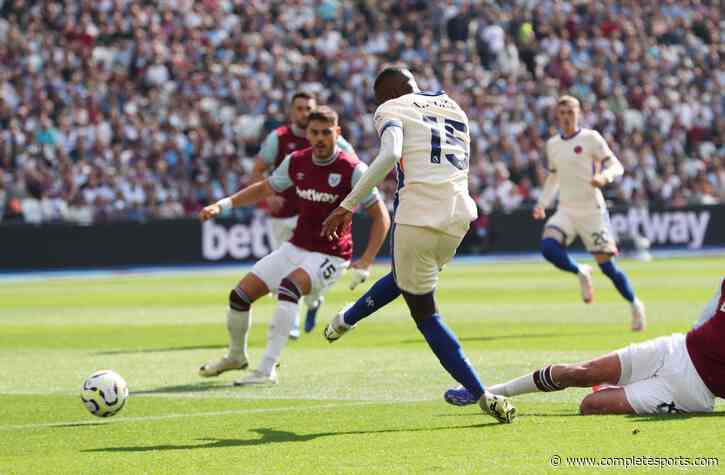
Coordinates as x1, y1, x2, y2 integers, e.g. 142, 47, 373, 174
229, 287, 252, 312
579, 389, 634, 415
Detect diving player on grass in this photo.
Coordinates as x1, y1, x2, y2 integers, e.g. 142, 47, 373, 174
321, 66, 516, 423
534, 95, 646, 331
198, 107, 389, 385
445, 277, 725, 415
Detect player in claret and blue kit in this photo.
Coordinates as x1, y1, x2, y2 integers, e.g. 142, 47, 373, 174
446, 277, 725, 415
251, 91, 358, 336
198, 106, 389, 385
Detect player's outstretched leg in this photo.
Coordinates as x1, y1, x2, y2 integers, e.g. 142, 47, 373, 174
235, 271, 309, 386
404, 291, 515, 423
199, 275, 267, 377
446, 352, 635, 414
324, 272, 401, 342
596, 257, 646, 331
541, 237, 593, 303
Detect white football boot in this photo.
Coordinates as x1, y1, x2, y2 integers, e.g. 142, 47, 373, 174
479, 391, 516, 424
577, 264, 594, 304
631, 298, 647, 332
323, 304, 354, 343
233, 367, 278, 386
198, 355, 248, 377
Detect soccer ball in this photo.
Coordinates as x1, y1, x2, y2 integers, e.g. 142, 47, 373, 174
80, 370, 129, 417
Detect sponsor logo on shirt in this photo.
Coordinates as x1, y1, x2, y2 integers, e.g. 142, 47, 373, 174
296, 172, 305, 180
296, 187, 339, 203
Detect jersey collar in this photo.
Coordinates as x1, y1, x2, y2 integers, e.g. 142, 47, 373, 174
312, 146, 340, 167
560, 129, 582, 140
414, 90, 446, 97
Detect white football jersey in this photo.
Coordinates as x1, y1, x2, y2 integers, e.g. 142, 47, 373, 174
373, 91, 477, 237
546, 128, 615, 211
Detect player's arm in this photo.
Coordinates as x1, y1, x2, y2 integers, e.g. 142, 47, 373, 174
321, 125, 403, 240
533, 145, 559, 220
336, 135, 358, 160
199, 156, 292, 221
591, 132, 624, 188
251, 131, 279, 182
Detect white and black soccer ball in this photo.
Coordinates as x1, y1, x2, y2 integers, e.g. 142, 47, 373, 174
80, 370, 129, 417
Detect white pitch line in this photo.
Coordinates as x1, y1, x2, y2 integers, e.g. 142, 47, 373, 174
0, 400, 420, 431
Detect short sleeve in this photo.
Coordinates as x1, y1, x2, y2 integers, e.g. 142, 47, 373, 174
258, 130, 279, 167
268, 155, 293, 192
591, 131, 613, 162
351, 162, 381, 207
336, 135, 356, 156
373, 102, 403, 137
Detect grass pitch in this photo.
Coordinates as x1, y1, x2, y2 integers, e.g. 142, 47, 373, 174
1, 256, 723, 474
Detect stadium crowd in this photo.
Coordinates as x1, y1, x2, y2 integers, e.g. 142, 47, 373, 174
0, 0, 722, 224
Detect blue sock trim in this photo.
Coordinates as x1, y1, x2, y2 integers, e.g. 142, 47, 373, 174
343, 272, 401, 326
417, 314, 485, 400
598, 260, 635, 302
540, 238, 579, 274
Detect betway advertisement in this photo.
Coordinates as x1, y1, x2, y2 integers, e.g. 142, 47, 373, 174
609, 208, 711, 249
0, 205, 723, 270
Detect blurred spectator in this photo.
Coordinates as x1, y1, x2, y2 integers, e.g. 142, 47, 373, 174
0, 0, 722, 225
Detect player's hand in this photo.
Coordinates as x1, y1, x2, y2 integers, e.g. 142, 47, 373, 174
199, 203, 221, 221
348, 260, 372, 290
590, 174, 608, 188
532, 206, 546, 220
265, 195, 285, 213
321, 206, 353, 241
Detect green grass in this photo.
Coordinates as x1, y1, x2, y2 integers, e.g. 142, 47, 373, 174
1, 257, 723, 474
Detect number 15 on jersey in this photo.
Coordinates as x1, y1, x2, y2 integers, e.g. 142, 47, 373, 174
423, 115, 469, 171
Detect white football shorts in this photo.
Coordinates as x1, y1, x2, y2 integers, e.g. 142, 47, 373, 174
616, 333, 715, 414
266, 216, 298, 251
392, 224, 463, 295
545, 206, 618, 254
251, 242, 348, 301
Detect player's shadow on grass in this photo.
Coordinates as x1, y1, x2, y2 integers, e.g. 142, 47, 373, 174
131, 381, 232, 395
401, 330, 605, 345
96, 344, 227, 356
83, 424, 500, 453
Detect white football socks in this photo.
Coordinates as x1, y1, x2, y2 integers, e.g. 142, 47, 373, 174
258, 300, 298, 376
488, 373, 539, 397
225, 308, 251, 362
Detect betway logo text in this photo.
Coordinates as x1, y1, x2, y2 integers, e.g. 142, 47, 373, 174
610, 209, 710, 249
202, 220, 269, 260
296, 186, 338, 203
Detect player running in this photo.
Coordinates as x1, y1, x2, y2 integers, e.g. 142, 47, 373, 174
199, 107, 389, 385
252, 91, 359, 336
445, 277, 725, 415
534, 95, 646, 331
321, 67, 516, 424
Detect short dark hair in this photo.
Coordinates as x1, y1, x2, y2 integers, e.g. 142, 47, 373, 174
307, 106, 338, 126
374, 65, 408, 90
291, 91, 315, 104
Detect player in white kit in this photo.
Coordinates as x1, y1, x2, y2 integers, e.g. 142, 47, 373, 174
321, 67, 516, 424
534, 96, 646, 331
